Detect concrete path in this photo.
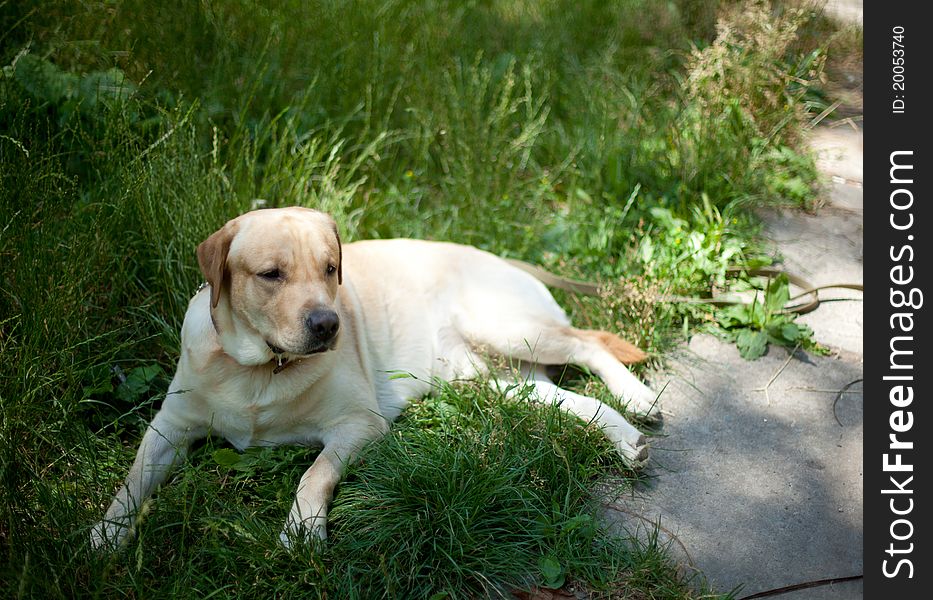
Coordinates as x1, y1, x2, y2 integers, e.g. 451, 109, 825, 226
605, 130, 864, 599
604, 41, 865, 600
764, 125, 863, 358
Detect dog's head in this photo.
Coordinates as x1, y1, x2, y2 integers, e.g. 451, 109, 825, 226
197, 207, 343, 366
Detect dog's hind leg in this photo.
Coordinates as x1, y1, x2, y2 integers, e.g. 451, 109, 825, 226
468, 320, 660, 420
453, 263, 660, 418
563, 328, 661, 419
492, 364, 648, 463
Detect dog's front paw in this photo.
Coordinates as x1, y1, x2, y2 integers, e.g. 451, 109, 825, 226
90, 519, 131, 551
279, 513, 327, 549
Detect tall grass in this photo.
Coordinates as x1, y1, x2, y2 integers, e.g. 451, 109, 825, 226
1, 0, 839, 597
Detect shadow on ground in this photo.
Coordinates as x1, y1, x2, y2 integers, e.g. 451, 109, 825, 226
604, 336, 862, 598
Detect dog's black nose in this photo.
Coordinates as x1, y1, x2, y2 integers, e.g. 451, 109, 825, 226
306, 309, 339, 342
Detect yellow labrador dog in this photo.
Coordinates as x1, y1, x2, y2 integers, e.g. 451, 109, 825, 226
91, 207, 659, 549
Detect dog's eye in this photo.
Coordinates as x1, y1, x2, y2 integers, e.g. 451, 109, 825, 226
258, 269, 281, 280
326, 264, 337, 275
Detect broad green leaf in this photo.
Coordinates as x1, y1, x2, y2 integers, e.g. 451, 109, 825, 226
213, 448, 242, 468
718, 304, 750, 328
736, 329, 768, 360
780, 322, 801, 342
114, 364, 163, 403
538, 555, 565, 588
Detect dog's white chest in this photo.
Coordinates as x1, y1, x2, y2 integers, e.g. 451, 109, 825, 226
199, 375, 329, 450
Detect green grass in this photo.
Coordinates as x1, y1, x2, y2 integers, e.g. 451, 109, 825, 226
0, 0, 848, 597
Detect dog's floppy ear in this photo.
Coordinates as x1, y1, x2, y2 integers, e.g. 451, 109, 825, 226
331, 221, 342, 285
197, 223, 236, 308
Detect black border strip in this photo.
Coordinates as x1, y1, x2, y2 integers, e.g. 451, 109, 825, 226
865, 3, 930, 596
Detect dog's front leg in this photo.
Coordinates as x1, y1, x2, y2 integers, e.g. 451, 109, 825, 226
280, 421, 386, 547
91, 411, 197, 550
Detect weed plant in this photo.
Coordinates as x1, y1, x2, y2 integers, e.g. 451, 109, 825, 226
1, 1, 844, 597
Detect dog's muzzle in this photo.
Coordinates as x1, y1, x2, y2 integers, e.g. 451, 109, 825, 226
265, 309, 340, 360
305, 308, 340, 347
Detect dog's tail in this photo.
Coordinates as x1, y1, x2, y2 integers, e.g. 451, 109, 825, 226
503, 258, 601, 296
575, 328, 647, 365
504, 259, 644, 364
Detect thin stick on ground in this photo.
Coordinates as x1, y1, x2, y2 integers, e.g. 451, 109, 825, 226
753, 344, 799, 405
786, 380, 863, 426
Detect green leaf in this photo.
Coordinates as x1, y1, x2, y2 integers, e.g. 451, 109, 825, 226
736, 329, 768, 360
81, 365, 113, 398
563, 513, 596, 539
765, 274, 790, 314
132, 363, 162, 383
213, 448, 242, 468
114, 364, 164, 403
538, 555, 565, 588
780, 322, 801, 342
717, 304, 750, 328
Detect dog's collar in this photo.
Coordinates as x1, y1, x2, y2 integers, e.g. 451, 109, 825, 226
268, 341, 335, 374
271, 353, 301, 374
